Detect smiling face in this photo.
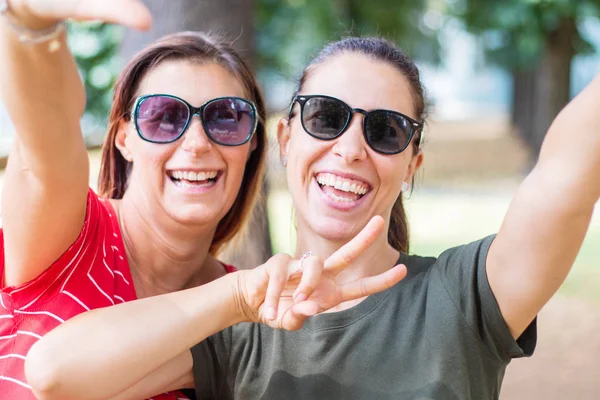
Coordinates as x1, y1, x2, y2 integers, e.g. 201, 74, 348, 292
279, 52, 423, 243
116, 59, 256, 227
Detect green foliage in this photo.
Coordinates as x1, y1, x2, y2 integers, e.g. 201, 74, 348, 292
256, 0, 440, 79
454, 0, 600, 68
68, 22, 123, 125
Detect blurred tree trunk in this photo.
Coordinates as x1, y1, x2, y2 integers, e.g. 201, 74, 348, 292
511, 69, 535, 150
512, 16, 577, 166
120, 0, 272, 269
120, 0, 255, 64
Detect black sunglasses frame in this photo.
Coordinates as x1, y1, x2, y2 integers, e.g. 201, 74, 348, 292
288, 94, 423, 155
131, 94, 258, 146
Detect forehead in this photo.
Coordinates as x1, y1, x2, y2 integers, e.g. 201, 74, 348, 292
301, 53, 416, 119
137, 59, 247, 105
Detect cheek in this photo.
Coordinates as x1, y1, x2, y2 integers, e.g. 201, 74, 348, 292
378, 157, 409, 193
132, 142, 177, 176
289, 132, 324, 168
222, 146, 253, 182
287, 140, 331, 196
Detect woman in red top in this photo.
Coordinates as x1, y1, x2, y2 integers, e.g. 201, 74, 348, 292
0, 0, 266, 398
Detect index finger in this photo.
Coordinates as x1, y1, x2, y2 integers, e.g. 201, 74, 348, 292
324, 216, 385, 275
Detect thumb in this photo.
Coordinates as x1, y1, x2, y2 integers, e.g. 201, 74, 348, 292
291, 300, 319, 317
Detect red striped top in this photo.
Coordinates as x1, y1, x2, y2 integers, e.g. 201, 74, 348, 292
0, 189, 236, 399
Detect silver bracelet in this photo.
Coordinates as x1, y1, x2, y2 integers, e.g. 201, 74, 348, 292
0, 0, 66, 49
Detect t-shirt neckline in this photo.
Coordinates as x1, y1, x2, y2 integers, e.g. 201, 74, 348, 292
300, 254, 407, 332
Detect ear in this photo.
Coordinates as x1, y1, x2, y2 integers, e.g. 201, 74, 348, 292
115, 119, 133, 162
277, 117, 291, 164
405, 150, 424, 183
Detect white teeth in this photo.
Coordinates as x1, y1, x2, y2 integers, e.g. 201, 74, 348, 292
328, 192, 354, 202
170, 170, 218, 182
315, 173, 369, 195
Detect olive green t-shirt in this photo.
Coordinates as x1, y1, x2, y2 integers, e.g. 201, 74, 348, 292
192, 236, 536, 400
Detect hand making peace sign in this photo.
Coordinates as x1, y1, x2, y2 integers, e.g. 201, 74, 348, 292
236, 216, 408, 330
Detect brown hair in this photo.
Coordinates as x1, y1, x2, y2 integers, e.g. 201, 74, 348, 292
98, 31, 267, 255
290, 37, 426, 253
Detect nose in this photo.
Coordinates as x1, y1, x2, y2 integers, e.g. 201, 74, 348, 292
331, 114, 368, 163
180, 115, 213, 155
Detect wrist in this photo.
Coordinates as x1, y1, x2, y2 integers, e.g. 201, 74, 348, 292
1, 0, 66, 48
231, 270, 259, 324
2, 0, 59, 29
186, 271, 250, 327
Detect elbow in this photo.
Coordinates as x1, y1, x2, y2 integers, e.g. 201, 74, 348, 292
25, 340, 68, 400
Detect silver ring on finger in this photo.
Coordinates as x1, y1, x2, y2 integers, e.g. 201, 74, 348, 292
299, 251, 313, 271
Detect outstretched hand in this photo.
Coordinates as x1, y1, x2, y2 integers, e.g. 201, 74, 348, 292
7, 0, 152, 30
236, 216, 407, 330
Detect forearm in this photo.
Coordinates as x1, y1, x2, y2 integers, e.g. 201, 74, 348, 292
26, 272, 246, 400
0, 17, 87, 175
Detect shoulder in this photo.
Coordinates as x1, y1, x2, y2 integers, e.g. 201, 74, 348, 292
397, 235, 496, 285
1, 190, 132, 305
435, 235, 496, 272
400, 252, 437, 272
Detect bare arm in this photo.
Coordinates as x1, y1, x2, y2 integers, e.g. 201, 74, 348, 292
27, 275, 222, 400
26, 217, 407, 399
1, 4, 88, 287
487, 73, 600, 338
0, 0, 150, 286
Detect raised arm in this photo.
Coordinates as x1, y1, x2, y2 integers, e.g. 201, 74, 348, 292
0, 0, 150, 286
25, 217, 407, 400
487, 73, 600, 338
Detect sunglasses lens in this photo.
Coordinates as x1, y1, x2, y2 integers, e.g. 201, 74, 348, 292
203, 98, 255, 145
365, 110, 412, 154
136, 96, 190, 142
302, 96, 350, 139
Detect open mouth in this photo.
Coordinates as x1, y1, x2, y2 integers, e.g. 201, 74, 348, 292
167, 170, 221, 188
315, 172, 371, 203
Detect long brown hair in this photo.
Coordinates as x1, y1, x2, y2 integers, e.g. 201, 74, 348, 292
290, 37, 426, 253
98, 31, 267, 255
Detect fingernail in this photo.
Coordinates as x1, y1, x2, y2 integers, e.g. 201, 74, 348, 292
265, 306, 276, 320
294, 293, 307, 303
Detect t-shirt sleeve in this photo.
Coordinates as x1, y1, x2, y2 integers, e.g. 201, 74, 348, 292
191, 328, 233, 400
434, 235, 537, 361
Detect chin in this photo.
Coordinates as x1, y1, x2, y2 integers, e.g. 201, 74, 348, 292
307, 215, 365, 244
167, 203, 226, 227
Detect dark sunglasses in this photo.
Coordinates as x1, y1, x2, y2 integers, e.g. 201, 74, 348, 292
288, 94, 422, 155
131, 94, 258, 146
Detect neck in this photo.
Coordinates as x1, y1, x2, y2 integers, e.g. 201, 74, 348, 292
113, 193, 224, 299
295, 222, 400, 285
